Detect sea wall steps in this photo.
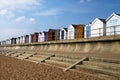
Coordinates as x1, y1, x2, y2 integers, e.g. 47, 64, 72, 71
0, 49, 120, 80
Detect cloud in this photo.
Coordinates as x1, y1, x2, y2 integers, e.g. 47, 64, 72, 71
0, 9, 7, 16
15, 16, 26, 22
80, 0, 92, 3
15, 16, 36, 24
0, 0, 42, 10
29, 18, 35, 22
26, 17, 36, 24
36, 8, 61, 16
0, 9, 15, 17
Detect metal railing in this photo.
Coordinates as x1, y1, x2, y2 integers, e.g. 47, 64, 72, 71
1, 25, 120, 46
85, 25, 120, 38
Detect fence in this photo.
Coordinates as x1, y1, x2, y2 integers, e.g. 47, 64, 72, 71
85, 25, 120, 38
1, 25, 120, 46
25, 25, 120, 42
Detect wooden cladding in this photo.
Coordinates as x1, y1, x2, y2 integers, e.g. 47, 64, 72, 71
33, 32, 39, 43
75, 25, 84, 39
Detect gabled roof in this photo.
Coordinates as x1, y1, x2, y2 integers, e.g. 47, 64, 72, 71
56, 29, 60, 31
71, 24, 85, 28
99, 18, 106, 23
91, 18, 106, 26
79, 24, 85, 27
39, 31, 48, 35
11, 37, 16, 39
25, 35, 29, 37
61, 27, 68, 32
85, 22, 92, 27
43, 31, 48, 33
116, 13, 120, 16
48, 29, 56, 31
30, 34, 33, 35
71, 24, 78, 28
106, 13, 120, 21
63, 27, 68, 31
34, 32, 39, 34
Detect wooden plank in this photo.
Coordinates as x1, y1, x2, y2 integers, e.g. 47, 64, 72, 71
36, 54, 55, 64
1, 50, 6, 55
23, 53, 37, 60
63, 57, 89, 72
14, 52, 25, 57
6, 52, 15, 56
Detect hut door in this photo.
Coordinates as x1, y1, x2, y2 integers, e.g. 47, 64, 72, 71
86, 26, 91, 38
61, 31, 64, 39
52, 32, 55, 40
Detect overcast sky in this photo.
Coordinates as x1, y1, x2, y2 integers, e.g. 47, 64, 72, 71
0, 0, 120, 41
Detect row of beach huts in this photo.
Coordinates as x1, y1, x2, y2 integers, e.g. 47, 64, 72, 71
0, 13, 120, 46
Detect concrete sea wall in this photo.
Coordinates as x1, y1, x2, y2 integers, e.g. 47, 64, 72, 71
1, 36, 120, 54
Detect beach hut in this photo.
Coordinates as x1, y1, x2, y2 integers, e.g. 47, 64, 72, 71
55, 29, 60, 40
25, 35, 29, 43
48, 29, 56, 41
38, 31, 48, 42
91, 18, 106, 37
6, 39, 11, 45
60, 28, 68, 40
20, 36, 23, 44
29, 34, 34, 43
11, 38, 17, 45
23, 36, 25, 44
68, 24, 84, 39
1, 41, 6, 46
106, 13, 120, 35
84, 23, 91, 38
20, 36, 25, 44
33, 32, 39, 43
16, 37, 20, 44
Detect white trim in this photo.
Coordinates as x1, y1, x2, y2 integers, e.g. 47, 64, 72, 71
106, 13, 120, 21
91, 18, 105, 26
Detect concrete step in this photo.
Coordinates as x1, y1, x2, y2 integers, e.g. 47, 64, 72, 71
12, 53, 24, 57
22, 53, 32, 56
17, 54, 33, 59
45, 60, 72, 68
55, 54, 82, 60
83, 61, 120, 71
17, 57, 25, 60
39, 52, 54, 56
33, 55, 49, 58
18, 55, 28, 58
11, 52, 22, 56
1, 50, 11, 54
72, 69, 118, 80
25, 59, 37, 63
45, 57, 120, 79
6, 52, 15, 56
76, 65, 120, 78
28, 57, 43, 61
90, 57, 120, 64
50, 57, 78, 63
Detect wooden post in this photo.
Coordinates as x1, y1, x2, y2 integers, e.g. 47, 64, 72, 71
22, 53, 37, 60
63, 57, 89, 72
14, 52, 25, 57
36, 54, 55, 64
